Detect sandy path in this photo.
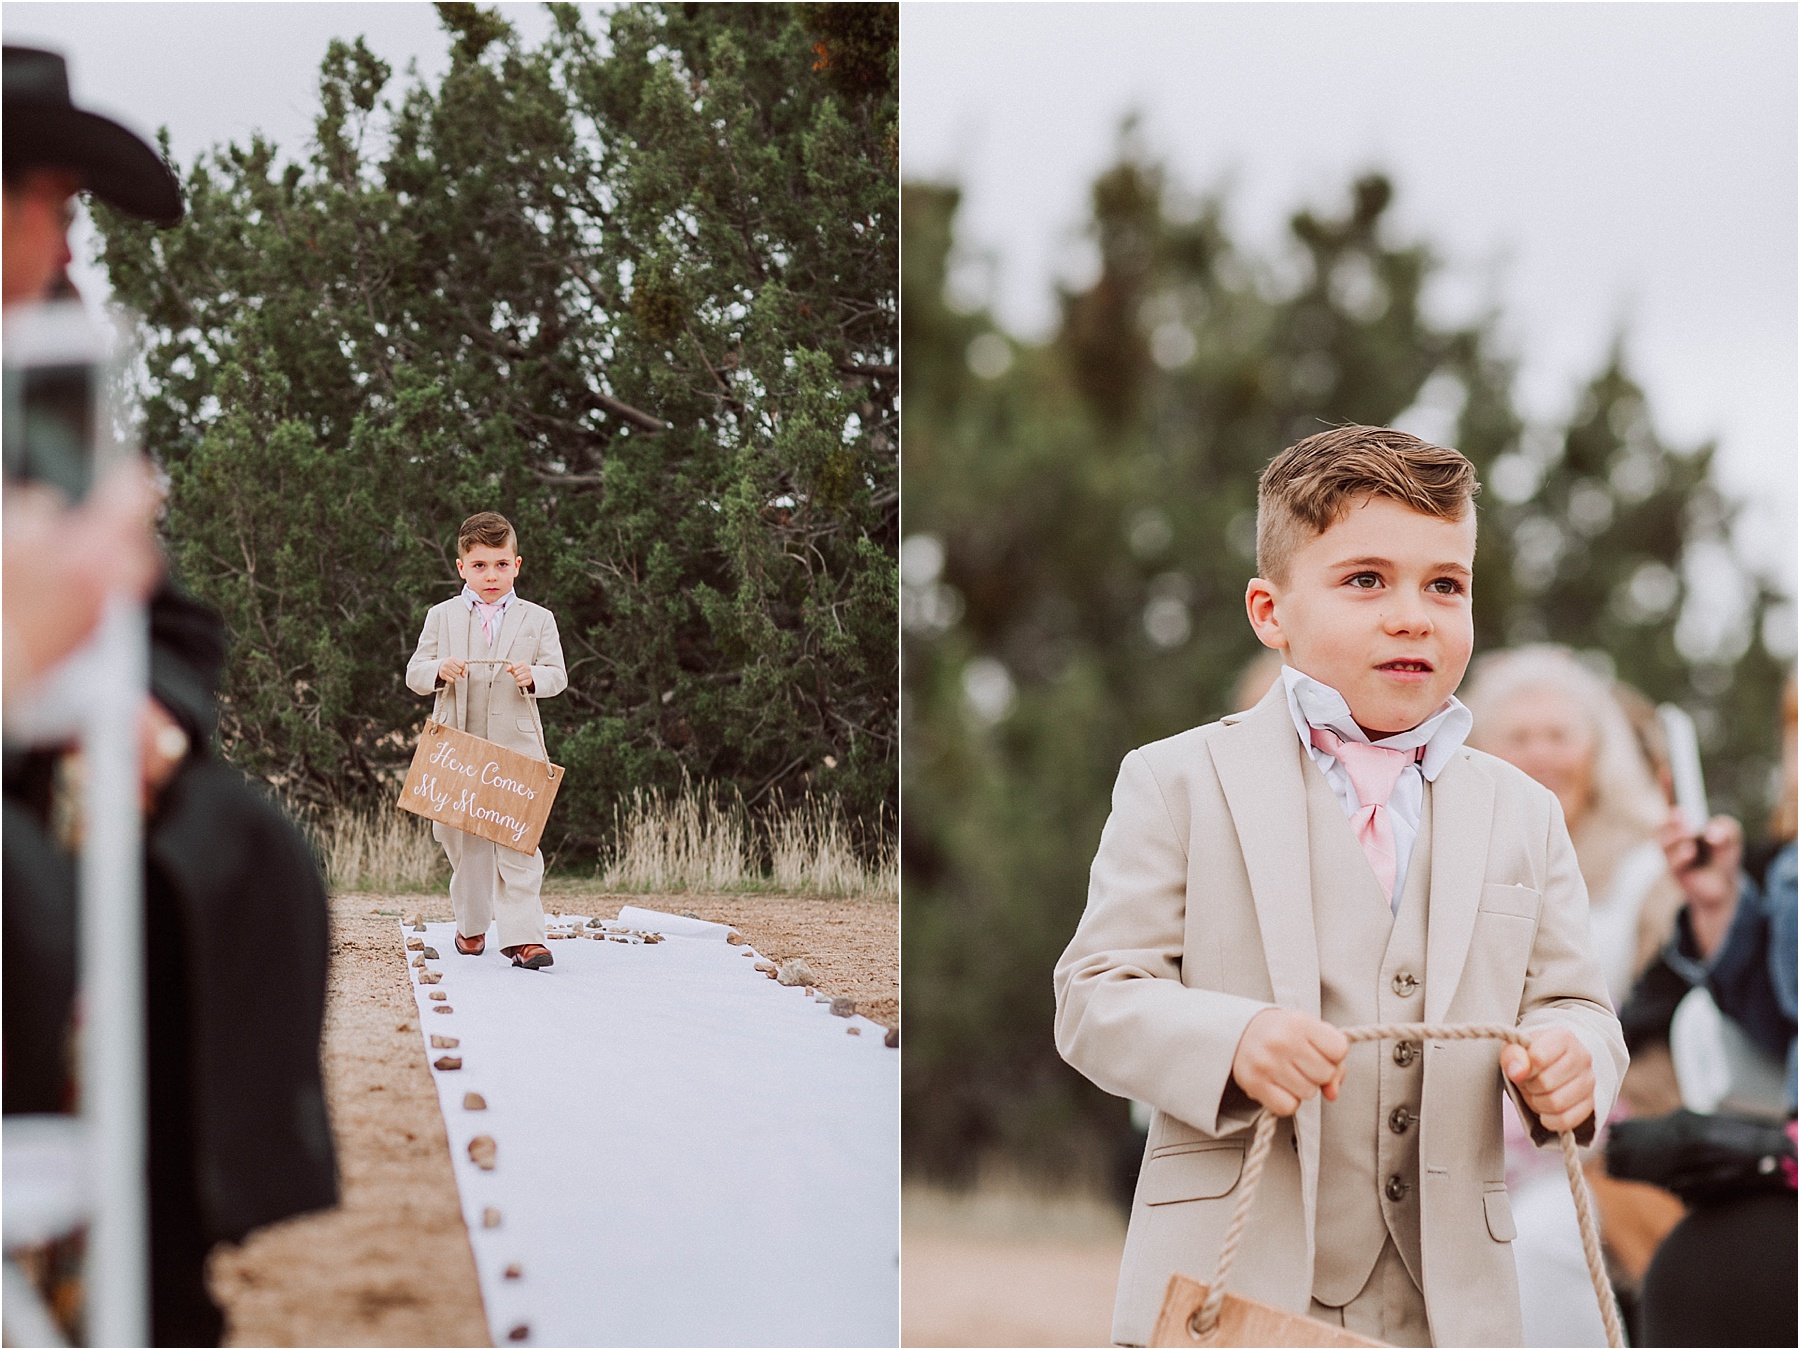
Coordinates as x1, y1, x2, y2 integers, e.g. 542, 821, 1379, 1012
901, 1234, 1123, 1347
627, 891, 899, 1031
902, 1183, 1126, 1348
209, 894, 488, 1347
210, 888, 896, 1346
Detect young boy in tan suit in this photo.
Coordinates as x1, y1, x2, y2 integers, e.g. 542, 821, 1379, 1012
1055, 428, 1628, 1346
406, 512, 567, 970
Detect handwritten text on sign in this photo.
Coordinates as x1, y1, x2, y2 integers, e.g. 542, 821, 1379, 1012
398, 721, 563, 855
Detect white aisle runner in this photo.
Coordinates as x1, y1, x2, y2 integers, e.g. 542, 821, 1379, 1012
402, 908, 899, 1347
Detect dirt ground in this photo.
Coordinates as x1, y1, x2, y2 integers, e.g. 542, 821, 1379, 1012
901, 1183, 1126, 1348
638, 891, 899, 1030
210, 887, 897, 1347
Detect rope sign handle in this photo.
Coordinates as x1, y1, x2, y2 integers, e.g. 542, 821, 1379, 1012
429, 661, 552, 765
1187, 1022, 1625, 1349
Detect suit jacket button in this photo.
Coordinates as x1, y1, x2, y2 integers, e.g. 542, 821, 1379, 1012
1385, 1174, 1409, 1202
1388, 1105, 1412, 1134
1391, 971, 1418, 996
1393, 1041, 1418, 1067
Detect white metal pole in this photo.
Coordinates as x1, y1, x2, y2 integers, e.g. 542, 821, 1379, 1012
79, 594, 150, 1346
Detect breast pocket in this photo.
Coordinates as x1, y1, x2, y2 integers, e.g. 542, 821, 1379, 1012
1140, 1140, 1244, 1205
1462, 884, 1541, 1014
1479, 882, 1541, 921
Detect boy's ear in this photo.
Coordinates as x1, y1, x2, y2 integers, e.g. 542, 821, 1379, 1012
1244, 577, 1287, 651
455, 556, 467, 578
513, 555, 524, 576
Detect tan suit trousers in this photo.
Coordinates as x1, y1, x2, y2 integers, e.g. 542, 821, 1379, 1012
439, 664, 547, 949
1308, 1235, 1431, 1347
441, 826, 547, 950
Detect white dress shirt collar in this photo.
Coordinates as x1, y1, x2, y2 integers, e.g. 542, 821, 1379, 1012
460, 585, 517, 614
1278, 663, 1472, 783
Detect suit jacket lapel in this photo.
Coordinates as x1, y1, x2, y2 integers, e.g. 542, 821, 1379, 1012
1209, 683, 1321, 1021
494, 597, 528, 665
1210, 681, 1324, 1278
448, 601, 470, 732
1424, 749, 1495, 1023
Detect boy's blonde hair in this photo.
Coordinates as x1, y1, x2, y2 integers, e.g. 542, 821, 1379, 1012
1256, 425, 1480, 583
458, 511, 517, 556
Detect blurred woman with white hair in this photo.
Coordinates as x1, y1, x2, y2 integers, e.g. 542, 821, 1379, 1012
1465, 643, 1685, 1002
1463, 643, 1685, 1348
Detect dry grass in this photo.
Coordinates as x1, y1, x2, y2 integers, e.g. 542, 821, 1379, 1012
598, 783, 752, 893
307, 805, 446, 894
769, 795, 897, 898
601, 782, 895, 899
302, 781, 892, 899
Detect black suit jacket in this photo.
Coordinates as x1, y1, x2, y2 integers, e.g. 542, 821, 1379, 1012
2, 582, 338, 1242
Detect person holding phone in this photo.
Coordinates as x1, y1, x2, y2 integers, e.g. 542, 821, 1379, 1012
3, 42, 178, 1115
1656, 673, 1796, 1112
1631, 673, 1795, 1348
2, 45, 167, 700
5, 45, 338, 1347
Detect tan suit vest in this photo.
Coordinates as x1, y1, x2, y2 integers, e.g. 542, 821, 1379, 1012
460, 606, 501, 745
1307, 761, 1432, 1306
405, 595, 566, 763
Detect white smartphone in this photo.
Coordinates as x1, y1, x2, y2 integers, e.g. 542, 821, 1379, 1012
1657, 703, 1711, 861
2, 299, 109, 500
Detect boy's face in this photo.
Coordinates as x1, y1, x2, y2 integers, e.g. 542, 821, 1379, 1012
1245, 495, 1476, 736
457, 542, 522, 602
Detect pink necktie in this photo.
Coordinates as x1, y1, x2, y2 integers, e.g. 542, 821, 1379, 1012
1309, 726, 1421, 907
475, 600, 503, 646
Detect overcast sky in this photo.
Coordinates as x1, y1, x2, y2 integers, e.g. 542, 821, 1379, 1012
4, 1, 578, 325
6, 1, 1794, 597
902, 2, 1797, 596
5, 3, 571, 168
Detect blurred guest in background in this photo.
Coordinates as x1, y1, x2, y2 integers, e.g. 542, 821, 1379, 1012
1231, 647, 1287, 715
1614, 681, 1676, 805
3, 43, 172, 1122
1634, 672, 1795, 1348
1464, 643, 1687, 1345
1465, 645, 1683, 1007
1654, 671, 1795, 1112
4, 45, 337, 1345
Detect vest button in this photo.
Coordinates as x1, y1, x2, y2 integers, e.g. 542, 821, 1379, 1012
1388, 1105, 1412, 1134
1393, 1041, 1418, 1067
1385, 1174, 1409, 1202
1391, 971, 1418, 997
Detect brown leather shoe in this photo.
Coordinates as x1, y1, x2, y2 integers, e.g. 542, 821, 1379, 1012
454, 931, 486, 956
504, 943, 553, 970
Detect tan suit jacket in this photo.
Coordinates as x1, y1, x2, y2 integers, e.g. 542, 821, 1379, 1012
1053, 684, 1627, 1347
404, 596, 567, 760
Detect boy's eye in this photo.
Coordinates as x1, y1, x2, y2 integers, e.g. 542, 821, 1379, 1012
1346, 572, 1382, 590
1428, 577, 1466, 596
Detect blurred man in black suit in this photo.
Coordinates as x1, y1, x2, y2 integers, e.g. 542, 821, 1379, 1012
5, 44, 337, 1345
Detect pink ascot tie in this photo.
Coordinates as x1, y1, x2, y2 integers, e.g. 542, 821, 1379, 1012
1309, 725, 1423, 906
474, 599, 504, 646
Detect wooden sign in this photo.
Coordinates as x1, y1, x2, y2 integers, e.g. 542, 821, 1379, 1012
398, 720, 564, 855
1150, 1274, 1385, 1348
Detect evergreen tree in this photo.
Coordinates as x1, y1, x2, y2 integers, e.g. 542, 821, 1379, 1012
91, 2, 898, 859
901, 147, 1789, 1181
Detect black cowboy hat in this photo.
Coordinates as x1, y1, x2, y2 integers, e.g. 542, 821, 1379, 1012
4, 45, 182, 225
